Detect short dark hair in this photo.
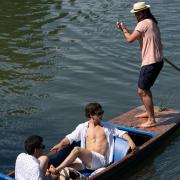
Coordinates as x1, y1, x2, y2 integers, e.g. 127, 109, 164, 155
85, 102, 103, 118
24, 135, 43, 155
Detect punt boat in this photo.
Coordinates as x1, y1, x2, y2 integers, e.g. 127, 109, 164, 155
0, 105, 179, 180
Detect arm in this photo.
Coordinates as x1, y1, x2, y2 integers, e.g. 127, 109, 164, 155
122, 133, 136, 151
52, 137, 70, 151
48, 124, 82, 156
117, 22, 141, 43
47, 137, 70, 156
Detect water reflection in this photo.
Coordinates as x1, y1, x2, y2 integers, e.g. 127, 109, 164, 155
0, 0, 68, 117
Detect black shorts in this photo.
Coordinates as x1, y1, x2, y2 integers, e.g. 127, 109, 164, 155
138, 61, 164, 90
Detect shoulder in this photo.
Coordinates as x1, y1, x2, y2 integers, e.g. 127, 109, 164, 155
135, 19, 151, 32
102, 122, 126, 134
76, 122, 88, 128
16, 153, 28, 161
16, 153, 39, 165
101, 122, 114, 129
139, 19, 152, 25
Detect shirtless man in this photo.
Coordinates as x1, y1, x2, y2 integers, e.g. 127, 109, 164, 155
49, 102, 136, 174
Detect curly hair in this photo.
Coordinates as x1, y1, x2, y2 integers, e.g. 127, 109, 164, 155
85, 102, 103, 118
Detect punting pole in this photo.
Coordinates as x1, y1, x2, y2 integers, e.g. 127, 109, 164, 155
163, 57, 180, 72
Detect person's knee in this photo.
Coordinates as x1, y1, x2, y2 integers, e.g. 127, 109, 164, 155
72, 146, 81, 155
138, 88, 147, 97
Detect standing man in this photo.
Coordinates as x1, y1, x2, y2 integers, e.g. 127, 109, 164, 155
15, 135, 49, 180
117, 2, 163, 128
49, 102, 136, 174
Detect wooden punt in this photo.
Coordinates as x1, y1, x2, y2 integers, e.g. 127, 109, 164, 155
88, 105, 180, 179
1, 105, 180, 180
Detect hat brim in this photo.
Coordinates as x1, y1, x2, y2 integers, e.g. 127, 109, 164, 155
130, 5, 150, 13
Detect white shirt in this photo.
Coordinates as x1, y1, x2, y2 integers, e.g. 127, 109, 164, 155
15, 153, 44, 180
66, 121, 126, 164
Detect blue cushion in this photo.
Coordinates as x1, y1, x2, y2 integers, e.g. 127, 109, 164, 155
0, 173, 15, 180
79, 169, 94, 177
113, 137, 129, 163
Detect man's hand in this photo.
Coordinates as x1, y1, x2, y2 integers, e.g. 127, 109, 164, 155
117, 22, 126, 31
50, 143, 62, 153
49, 165, 59, 175
128, 141, 137, 152
46, 144, 62, 157
50, 137, 70, 154
122, 133, 138, 152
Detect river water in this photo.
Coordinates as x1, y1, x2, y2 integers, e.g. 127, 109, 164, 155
0, 0, 179, 179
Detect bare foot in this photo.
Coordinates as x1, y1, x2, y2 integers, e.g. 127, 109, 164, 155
138, 121, 156, 128
135, 112, 148, 118
135, 112, 159, 118
49, 165, 59, 175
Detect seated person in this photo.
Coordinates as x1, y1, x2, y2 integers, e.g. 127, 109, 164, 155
15, 135, 49, 180
49, 102, 136, 175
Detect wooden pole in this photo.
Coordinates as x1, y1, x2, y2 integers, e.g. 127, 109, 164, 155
163, 57, 180, 72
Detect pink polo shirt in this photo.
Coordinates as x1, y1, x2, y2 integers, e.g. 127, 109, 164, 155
135, 19, 163, 66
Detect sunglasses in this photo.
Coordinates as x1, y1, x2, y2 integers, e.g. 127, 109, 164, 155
95, 110, 104, 116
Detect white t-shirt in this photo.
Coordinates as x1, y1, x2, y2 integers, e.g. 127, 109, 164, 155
15, 153, 44, 180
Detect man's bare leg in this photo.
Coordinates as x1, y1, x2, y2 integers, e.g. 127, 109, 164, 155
137, 88, 156, 127
56, 147, 92, 171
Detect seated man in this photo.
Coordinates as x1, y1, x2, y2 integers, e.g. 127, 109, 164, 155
49, 102, 136, 174
15, 135, 49, 180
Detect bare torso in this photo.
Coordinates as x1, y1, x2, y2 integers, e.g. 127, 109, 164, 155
86, 122, 108, 156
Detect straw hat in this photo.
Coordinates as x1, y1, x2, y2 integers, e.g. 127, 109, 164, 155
130, 2, 150, 13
